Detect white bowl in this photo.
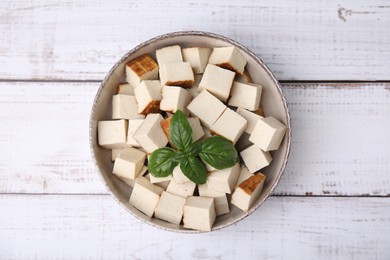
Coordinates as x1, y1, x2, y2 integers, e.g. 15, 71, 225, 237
89, 31, 291, 233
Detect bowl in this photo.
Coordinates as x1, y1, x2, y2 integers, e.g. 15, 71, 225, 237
89, 31, 291, 233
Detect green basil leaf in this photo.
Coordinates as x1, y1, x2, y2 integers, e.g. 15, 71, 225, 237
169, 110, 193, 151
148, 147, 178, 177
199, 136, 239, 170
180, 156, 207, 184
186, 140, 203, 157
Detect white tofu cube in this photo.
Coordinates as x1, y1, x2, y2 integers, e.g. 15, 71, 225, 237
200, 126, 212, 141
126, 119, 144, 147
208, 46, 247, 75
182, 47, 212, 74
134, 80, 162, 115
112, 94, 145, 120
228, 82, 262, 111
249, 116, 287, 152
116, 166, 148, 187
126, 54, 159, 87
188, 74, 202, 98
156, 45, 183, 65
235, 166, 254, 188
129, 176, 164, 217
172, 165, 191, 184
159, 62, 194, 89
112, 148, 146, 180
155, 180, 170, 190
236, 107, 263, 134
183, 196, 216, 231
198, 184, 225, 197
166, 178, 196, 198
160, 86, 192, 115
197, 185, 230, 216
188, 117, 205, 142
240, 145, 272, 173
155, 191, 186, 224
199, 64, 235, 102
133, 113, 168, 153
210, 108, 247, 144
149, 173, 172, 184
117, 83, 134, 95
98, 119, 128, 149
206, 163, 241, 194
111, 148, 125, 161
231, 173, 266, 212
187, 90, 226, 128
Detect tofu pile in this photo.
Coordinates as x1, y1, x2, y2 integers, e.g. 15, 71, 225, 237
97, 44, 287, 231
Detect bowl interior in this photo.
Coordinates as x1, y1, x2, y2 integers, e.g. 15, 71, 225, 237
90, 31, 291, 233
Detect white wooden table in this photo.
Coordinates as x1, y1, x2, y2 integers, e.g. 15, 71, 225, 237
1, 1, 390, 259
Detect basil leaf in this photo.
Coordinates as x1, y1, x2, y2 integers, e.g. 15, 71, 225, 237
148, 147, 178, 177
180, 156, 207, 184
186, 141, 203, 157
169, 110, 193, 151
199, 136, 239, 170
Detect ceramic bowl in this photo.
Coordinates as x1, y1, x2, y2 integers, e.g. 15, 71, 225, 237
89, 31, 291, 233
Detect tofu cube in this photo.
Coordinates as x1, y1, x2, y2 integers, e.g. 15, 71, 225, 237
182, 47, 212, 74
166, 178, 196, 198
111, 148, 125, 161
235, 166, 254, 188
116, 166, 148, 187
198, 185, 230, 216
187, 90, 227, 128
126, 119, 144, 147
183, 196, 216, 231
199, 64, 235, 102
228, 82, 262, 111
236, 107, 264, 134
149, 173, 172, 184
249, 116, 287, 152
129, 176, 164, 217
156, 45, 183, 65
155, 180, 170, 190
206, 163, 241, 194
240, 145, 272, 173
188, 74, 202, 98
210, 108, 247, 144
231, 173, 266, 212
116, 83, 134, 95
208, 46, 247, 75
133, 114, 168, 153
235, 70, 253, 84
172, 165, 191, 184
160, 86, 192, 115
112, 94, 145, 120
204, 162, 216, 172
112, 148, 146, 180
98, 119, 128, 149
126, 54, 159, 87
188, 117, 205, 142
155, 191, 186, 224
159, 62, 194, 89
134, 80, 162, 115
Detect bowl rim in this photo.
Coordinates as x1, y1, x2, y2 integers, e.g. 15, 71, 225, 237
89, 30, 291, 233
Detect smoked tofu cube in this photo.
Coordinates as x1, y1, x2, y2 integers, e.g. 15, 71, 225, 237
231, 173, 266, 212
116, 166, 148, 187
228, 82, 262, 111
154, 191, 186, 224
126, 119, 144, 147
208, 46, 247, 75
98, 119, 128, 149
112, 148, 146, 180
133, 113, 168, 153
156, 45, 183, 65
236, 107, 263, 134
166, 178, 196, 198
198, 184, 230, 216
149, 173, 172, 184
183, 196, 216, 231
199, 64, 235, 102
134, 80, 162, 115
182, 47, 212, 74
206, 163, 241, 194
112, 94, 145, 120
172, 165, 191, 184
234, 166, 254, 188
117, 83, 134, 95
210, 108, 247, 144
160, 86, 192, 115
249, 117, 287, 152
129, 176, 164, 217
188, 117, 205, 142
240, 145, 272, 173
126, 54, 159, 87
159, 62, 194, 89
187, 90, 227, 128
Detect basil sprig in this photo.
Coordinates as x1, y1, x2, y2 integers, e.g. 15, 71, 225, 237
148, 110, 238, 184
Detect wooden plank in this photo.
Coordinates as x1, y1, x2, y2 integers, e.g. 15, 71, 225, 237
0, 0, 389, 81
0, 82, 389, 195
0, 195, 389, 259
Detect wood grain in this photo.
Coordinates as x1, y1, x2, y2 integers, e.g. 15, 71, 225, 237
0, 194, 389, 259
1, 0, 389, 81
0, 82, 389, 196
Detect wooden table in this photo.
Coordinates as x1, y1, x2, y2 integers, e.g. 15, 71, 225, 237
1, 1, 389, 259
